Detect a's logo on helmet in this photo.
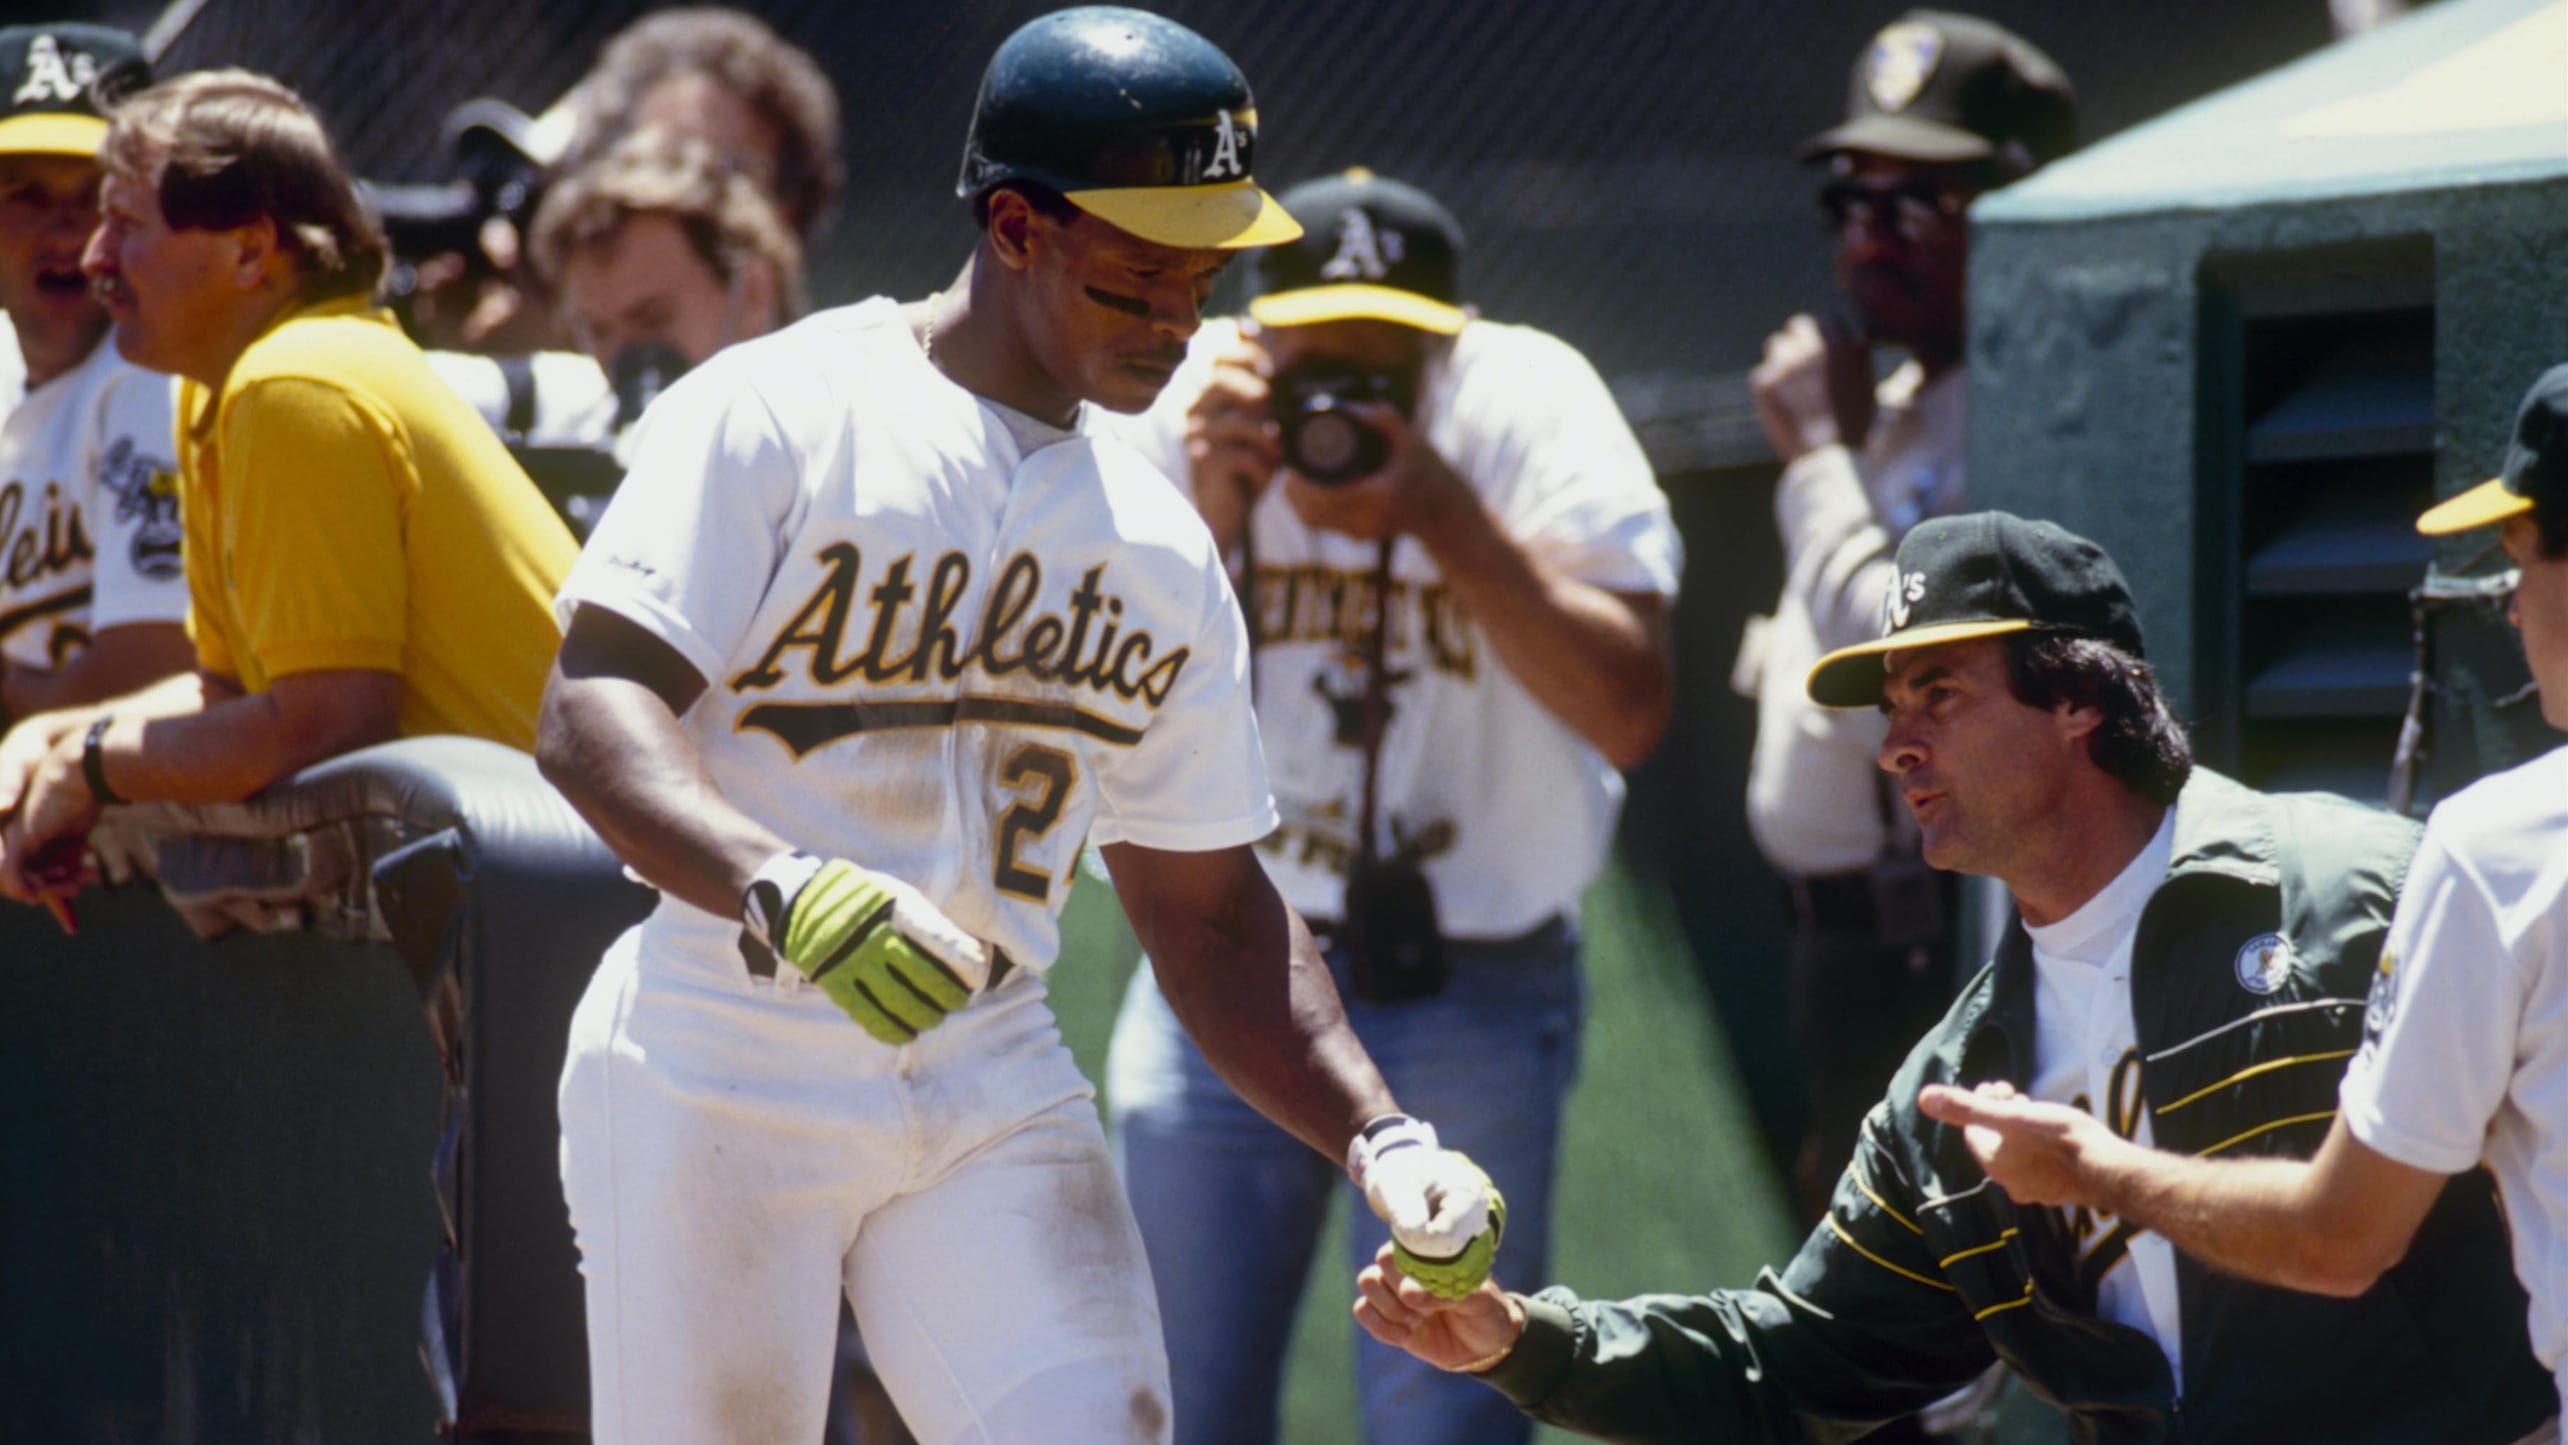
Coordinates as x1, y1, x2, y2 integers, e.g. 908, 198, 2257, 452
1202, 109, 1247, 181
1320, 209, 1402, 283
1882, 569, 1928, 634
13, 34, 98, 105
2233, 932, 2295, 996
1866, 21, 1943, 114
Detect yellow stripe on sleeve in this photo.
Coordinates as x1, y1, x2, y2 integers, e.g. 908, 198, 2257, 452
1824, 1213, 1955, 1293
1973, 1281, 2035, 1322
2157, 1051, 2357, 1116
1939, 1227, 2020, 1269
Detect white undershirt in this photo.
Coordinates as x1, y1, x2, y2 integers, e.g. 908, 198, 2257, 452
2025, 807, 2184, 1392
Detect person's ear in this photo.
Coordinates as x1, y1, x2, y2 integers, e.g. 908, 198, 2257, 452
984, 189, 1048, 274
228, 216, 281, 290
2055, 698, 2104, 746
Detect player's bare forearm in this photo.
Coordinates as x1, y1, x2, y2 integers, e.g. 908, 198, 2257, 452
2083, 1117, 2447, 1299
1, 623, 195, 722
1924, 1086, 2444, 1299
1108, 839, 1396, 1157
82, 667, 397, 805
538, 604, 789, 920
1410, 489, 1673, 769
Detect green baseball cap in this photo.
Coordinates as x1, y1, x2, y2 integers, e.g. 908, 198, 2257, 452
1248, 169, 1467, 336
2417, 364, 2568, 537
0, 24, 147, 159
1803, 10, 2075, 173
1808, 511, 2144, 708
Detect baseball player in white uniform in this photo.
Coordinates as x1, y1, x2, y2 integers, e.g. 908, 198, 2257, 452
0, 23, 188, 722
537, 11, 1502, 1444
1919, 364, 2568, 1423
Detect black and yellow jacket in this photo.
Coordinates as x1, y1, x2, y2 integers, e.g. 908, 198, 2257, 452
1482, 770, 2552, 1444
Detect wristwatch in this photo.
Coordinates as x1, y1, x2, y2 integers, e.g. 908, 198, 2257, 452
81, 714, 122, 806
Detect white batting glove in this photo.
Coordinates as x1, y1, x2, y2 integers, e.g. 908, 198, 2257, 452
1350, 1114, 1506, 1299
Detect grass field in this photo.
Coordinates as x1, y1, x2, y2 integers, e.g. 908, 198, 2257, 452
1043, 855, 1803, 1443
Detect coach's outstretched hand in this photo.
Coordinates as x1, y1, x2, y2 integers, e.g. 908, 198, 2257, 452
1350, 1115, 1507, 1300
1919, 1080, 2126, 1209
1356, 1242, 1523, 1374
744, 854, 992, 1045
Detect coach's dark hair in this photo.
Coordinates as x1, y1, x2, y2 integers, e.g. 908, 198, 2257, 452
970, 180, 1082, 232
102, 70, 387, 304
2004, 632, 2193, 804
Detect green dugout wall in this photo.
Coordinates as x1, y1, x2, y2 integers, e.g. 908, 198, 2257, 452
1967, 0, 2568, 803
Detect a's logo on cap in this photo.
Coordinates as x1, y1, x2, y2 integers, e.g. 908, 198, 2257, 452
1866, 21, 1943, 114
1202, 109, 1246, 181
2361, 945, 2400, 1052
1319, 207, 1402, 283
1882, 569, 1928, 634
13, 34, 98, 106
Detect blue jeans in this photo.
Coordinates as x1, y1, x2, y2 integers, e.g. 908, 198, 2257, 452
1106, 918, 1584, 1445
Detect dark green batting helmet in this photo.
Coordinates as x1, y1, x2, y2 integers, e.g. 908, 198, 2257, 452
957, 6, 1301, 250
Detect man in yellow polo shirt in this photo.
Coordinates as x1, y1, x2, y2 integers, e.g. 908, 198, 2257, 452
0, 68, 574, 910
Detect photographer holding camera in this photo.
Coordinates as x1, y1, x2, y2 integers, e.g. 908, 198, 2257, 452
1102, 169, 1681, 1445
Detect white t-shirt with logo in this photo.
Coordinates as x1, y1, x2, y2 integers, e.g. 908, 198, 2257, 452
557, 298, 1277, 973
0, 312, 23, 410
2339, 744, 2568, 1401
2026, 807, 2186, 1391
0, 338, 186, 669
1102, 317, 1682, 938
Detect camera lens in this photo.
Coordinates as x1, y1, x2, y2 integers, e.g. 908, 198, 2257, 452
1294, 404, 1370, 481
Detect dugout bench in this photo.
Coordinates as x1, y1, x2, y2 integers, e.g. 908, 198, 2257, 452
0, 736, 647, 1442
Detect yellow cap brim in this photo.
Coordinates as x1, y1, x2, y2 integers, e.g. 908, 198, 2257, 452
1067, 179, 1303, 251
0, 112, 107, 159
1249, 283, 1467, 336
2416, 476, 2533, 536
1806, 618, 2035, 708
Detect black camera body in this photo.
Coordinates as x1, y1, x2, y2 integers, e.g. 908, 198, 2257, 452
1342, 854, 1447, 1004
1273, 360, 1416, 485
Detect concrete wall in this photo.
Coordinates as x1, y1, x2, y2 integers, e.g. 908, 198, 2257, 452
1969, 174, 2568, 759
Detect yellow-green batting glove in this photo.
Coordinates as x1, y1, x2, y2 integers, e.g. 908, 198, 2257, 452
740, 852, 992, 1045
1350, 1115, 1506, 1300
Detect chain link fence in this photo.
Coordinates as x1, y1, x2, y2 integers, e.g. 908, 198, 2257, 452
71, 0, 2333, 422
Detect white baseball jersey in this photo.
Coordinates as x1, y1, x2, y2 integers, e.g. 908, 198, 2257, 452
2025, 807, 2187, 1391
0, 338, 185, 669
2339, 744, 2568, 1403
1102, 317, 1681, 938
0, 312, 22, 410
557, 297, 1278, 973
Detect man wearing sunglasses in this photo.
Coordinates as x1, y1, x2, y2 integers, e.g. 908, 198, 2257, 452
1741, 8, 2075, 1230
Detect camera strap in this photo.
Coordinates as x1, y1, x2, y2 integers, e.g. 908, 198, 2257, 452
1355, 538, 1397, 866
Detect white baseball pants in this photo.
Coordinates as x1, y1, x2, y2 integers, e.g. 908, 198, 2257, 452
559, 927, 1171, 1445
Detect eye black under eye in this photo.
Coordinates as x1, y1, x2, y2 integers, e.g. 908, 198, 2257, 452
1083, 285, 1150, 317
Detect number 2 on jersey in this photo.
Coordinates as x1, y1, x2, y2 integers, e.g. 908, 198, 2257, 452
993, 743, 1078, 902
